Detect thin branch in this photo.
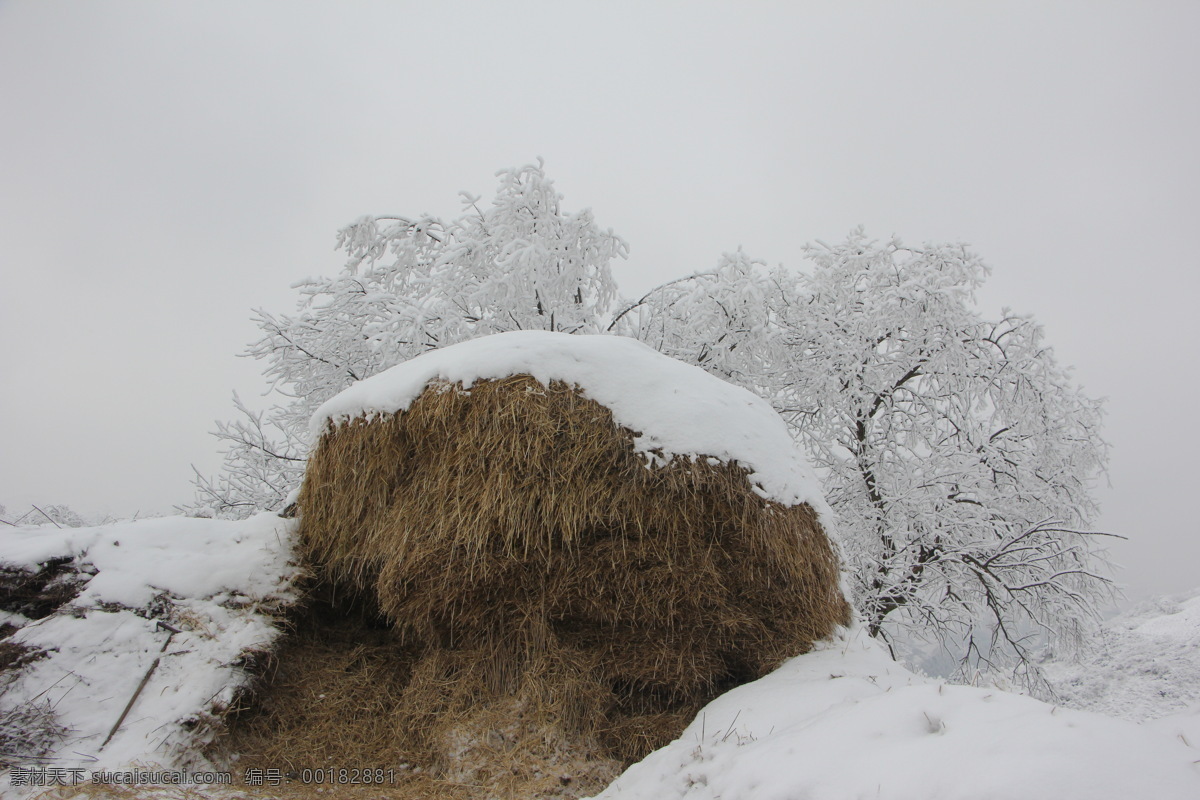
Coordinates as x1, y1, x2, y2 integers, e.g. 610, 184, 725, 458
31, 505, 63, 529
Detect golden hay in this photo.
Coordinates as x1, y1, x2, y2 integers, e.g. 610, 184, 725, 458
224, 374, 849, 798
215, 594, 621, 799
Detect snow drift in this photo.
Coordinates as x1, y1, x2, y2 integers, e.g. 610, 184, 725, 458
588, 627, 1200, 800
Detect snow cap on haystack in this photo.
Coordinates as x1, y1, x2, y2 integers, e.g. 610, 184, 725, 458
311, 330, 829, 513
298, 331, 850, 776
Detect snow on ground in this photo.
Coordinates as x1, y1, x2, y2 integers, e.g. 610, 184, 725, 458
0, 513, 299, 789
1041, 588, 1200, 723
4, 514, 1198, 798
588, 627, 1200, 800
311, 330, 828, 512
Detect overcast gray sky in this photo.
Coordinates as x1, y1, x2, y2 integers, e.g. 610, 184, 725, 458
1, 1, 1196, 603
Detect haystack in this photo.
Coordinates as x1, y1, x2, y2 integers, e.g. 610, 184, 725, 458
234, 332, 850, 798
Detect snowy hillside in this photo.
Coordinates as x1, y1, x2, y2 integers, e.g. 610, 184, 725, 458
0, 514, 299, 788
1, 514, 1199, 797
1041, 589, 1200, 723
588, 628, 1200, 800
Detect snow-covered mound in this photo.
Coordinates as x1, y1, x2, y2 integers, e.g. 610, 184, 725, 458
1041, 588, 1200, 723
0, 514, 299, 782
588, 628, 1200, 800
311, 330, 826, 510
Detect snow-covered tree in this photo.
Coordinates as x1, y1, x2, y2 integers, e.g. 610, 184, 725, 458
611, 248, 784, 393
789, 233, 1110, 684
620, 230, 1112, 686
186, 162, 627, 517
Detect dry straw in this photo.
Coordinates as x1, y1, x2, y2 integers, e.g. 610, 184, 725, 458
228, 374, 849, 798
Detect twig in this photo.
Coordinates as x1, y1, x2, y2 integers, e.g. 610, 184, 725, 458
30, 505, 62, 529
100, 621, 181, 749
720, 710, 742, 742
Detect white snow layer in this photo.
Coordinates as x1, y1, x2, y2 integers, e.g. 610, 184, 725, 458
311, 330, 827, 510
1, 514, 298, 609
4, 513, 1198, 797
0, 513, 299, 778
1041, 588, 1200, 723
587, 628, 1200, 800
